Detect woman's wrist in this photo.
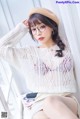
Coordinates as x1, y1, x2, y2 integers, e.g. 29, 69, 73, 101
23, 19, 29, 28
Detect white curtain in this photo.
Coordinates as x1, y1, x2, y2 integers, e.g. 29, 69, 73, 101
57, 3, 80, 102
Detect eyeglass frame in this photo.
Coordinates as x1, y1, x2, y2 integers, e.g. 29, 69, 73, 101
30, 23, 47, 35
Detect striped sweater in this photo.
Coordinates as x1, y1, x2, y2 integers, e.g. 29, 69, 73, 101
0, 22, 77, 93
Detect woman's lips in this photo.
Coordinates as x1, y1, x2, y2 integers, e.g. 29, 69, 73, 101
38, 37, 45, 41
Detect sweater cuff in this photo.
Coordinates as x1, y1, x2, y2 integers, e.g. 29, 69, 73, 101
16, 22, 29, 32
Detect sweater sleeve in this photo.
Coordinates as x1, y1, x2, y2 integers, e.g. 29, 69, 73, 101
0, 22, 29, 69
0, 22, 28, 48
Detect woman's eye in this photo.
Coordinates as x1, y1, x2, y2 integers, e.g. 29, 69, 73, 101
40, 25, 46, 29
32, 28, 36, 31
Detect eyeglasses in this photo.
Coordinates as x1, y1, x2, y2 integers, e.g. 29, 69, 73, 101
31, 24, 46, 35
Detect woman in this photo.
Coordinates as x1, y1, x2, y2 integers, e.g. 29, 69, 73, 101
0, 8, 80, 119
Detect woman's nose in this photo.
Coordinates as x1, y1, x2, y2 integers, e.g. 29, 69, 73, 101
36, 28, 42, 35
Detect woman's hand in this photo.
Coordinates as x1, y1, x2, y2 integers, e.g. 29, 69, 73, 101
23, 19, 29, 29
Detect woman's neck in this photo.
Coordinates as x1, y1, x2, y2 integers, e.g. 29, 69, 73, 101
40, 42, 56, 48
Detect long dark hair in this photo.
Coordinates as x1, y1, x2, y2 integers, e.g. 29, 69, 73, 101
28, 13, 65, 57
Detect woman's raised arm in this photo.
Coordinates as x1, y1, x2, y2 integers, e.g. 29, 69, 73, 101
0, 20, 30, 70
0, 20, 29, 48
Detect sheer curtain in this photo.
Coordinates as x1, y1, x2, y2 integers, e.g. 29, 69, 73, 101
0, 0, 36, 118
57, 3, 80, 102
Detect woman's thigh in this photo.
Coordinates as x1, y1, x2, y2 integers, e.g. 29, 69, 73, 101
43, 95, 78, 115
32, 110, 48, 119
58, 96, 78, 114
32, 95, 78, 119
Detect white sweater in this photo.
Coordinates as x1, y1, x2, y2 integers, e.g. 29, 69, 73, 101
0, 23, 77, 93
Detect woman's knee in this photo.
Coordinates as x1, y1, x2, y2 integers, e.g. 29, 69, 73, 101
43, 96, 78, 115
43, 96, 64, 110
32, 111, 48, 119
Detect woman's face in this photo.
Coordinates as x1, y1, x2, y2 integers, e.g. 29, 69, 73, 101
30, 21, 53, 45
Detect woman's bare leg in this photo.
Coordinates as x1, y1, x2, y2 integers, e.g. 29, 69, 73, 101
32, 110, 49, 119
42, 95, 78, 119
